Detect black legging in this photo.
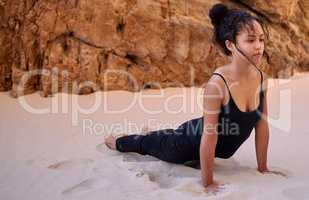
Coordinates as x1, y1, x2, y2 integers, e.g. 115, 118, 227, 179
115, 117, 203, 164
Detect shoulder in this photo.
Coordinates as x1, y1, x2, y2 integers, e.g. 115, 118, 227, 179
203, 66, 229, 101
208, 66, 230, 87
207, 66, 228, 87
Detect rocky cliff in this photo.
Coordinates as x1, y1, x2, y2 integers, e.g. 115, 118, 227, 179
0, 0, 308, 97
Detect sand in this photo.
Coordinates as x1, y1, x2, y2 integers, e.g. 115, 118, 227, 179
0, 73, 309, 200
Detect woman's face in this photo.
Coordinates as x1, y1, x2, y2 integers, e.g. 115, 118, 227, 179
233, 20, 265, 65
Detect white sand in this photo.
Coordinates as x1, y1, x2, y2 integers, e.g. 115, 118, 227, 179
0, 74, 309, 200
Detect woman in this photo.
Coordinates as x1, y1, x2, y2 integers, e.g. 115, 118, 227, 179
105, 4, 286, 191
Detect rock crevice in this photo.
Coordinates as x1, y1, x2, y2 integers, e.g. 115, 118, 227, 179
0, 0, 308, 97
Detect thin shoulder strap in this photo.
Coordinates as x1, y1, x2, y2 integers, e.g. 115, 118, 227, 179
257, 68, 263, 93
211, 72, 232, 96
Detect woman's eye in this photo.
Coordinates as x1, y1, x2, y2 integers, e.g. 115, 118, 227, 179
248, 40, 255, 43
260, 38, 265, 42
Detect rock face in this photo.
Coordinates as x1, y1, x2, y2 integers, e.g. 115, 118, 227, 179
0, 0, 308, 97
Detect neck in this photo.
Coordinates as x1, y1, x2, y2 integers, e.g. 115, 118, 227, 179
230, 57, 254, 77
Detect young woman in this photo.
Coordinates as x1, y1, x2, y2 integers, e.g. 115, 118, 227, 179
105, 3, 286, 191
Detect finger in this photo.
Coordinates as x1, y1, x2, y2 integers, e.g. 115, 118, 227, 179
277, 172, 288, 178
269, 171, 288, 178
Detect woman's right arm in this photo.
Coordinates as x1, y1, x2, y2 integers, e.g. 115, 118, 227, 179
200, 76, 224, 187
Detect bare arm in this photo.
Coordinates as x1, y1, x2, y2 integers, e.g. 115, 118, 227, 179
255, 73, 269, 172
200, 77, 224, 187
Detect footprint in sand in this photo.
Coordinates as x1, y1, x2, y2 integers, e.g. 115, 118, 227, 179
282, 186, 309, 200
62, 177, 109, 196
128, 162, 201, 189
134, 169, 176, 189
47, 158, 94, 170
125, 162, 176, 189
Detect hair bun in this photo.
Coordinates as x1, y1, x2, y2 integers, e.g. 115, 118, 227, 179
209, 3, 229, 26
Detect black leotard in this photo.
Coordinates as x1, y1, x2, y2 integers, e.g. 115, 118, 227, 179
115, 70, 264, 164
200, 71, 264, 158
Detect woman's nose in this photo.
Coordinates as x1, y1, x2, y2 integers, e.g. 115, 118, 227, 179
255, 40, 263, 50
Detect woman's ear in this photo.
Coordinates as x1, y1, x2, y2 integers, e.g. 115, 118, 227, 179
225, 40, 235, 54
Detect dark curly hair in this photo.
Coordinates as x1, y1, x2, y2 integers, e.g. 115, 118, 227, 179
209, 3, 268, 56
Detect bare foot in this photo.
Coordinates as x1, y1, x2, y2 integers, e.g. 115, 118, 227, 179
104, 134, 127, 150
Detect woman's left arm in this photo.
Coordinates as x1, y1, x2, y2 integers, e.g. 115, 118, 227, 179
254, 72, 269, 172
254, 73, 288, 178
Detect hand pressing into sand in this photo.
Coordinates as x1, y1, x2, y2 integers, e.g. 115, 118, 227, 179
203, 180, 226, 195
258, 168, 288, 178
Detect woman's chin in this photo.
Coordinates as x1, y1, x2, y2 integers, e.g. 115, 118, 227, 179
254, 60, 261, 65
252, 57, 262, 65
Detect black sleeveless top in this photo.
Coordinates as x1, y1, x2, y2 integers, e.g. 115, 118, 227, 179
198, 70, 264, 159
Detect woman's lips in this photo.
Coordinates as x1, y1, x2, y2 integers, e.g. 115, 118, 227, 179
253, 54, 263, 59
